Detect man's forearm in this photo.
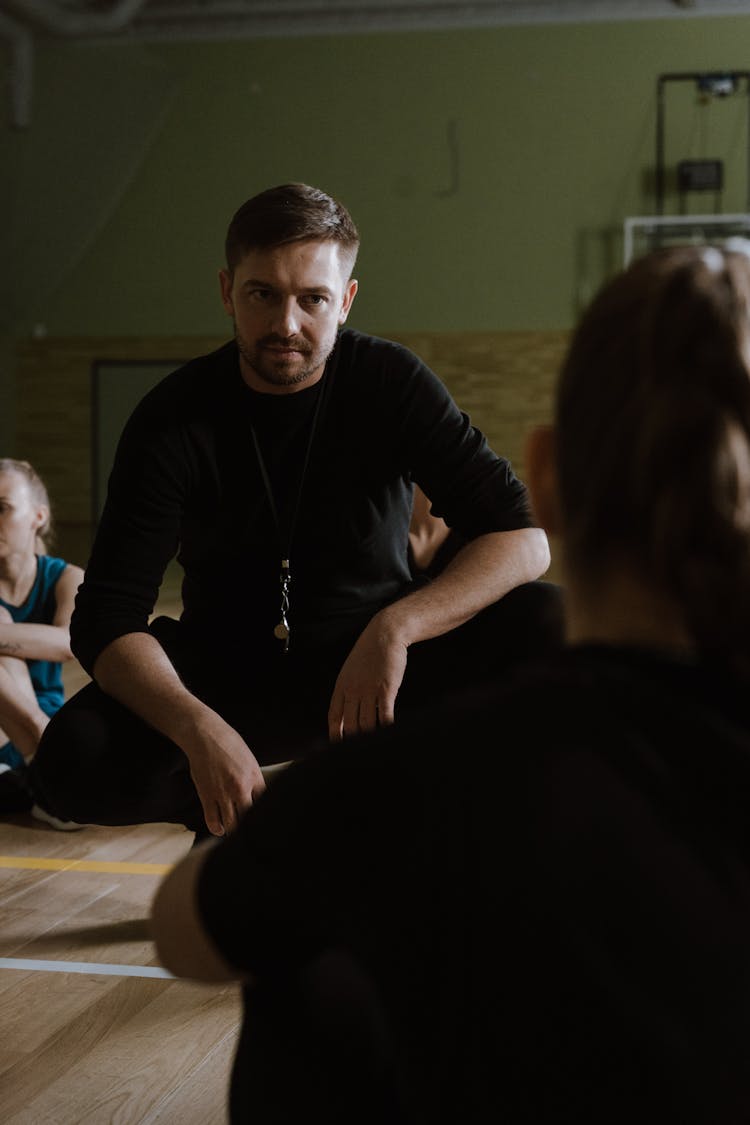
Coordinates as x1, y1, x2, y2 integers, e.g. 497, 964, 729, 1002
92, 632, 217, 752
327, 527, 550, 740
94, 632, 266, 835
376, 527, 550, 648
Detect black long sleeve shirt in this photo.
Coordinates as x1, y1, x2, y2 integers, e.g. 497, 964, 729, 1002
72, 329, 532, 674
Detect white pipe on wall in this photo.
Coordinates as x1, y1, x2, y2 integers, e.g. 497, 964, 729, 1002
0, 0, 149, 36
0, 0, 151, 125
0, 9, 33, 128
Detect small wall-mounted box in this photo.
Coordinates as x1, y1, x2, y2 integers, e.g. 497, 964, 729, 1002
677, 159, 724, 192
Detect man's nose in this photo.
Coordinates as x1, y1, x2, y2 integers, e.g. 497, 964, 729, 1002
273, 298, 301, 337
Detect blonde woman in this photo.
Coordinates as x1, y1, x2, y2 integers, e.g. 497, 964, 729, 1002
0, 459, 83, 824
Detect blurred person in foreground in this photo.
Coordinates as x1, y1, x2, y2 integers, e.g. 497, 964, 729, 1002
152, 243, 750, 1124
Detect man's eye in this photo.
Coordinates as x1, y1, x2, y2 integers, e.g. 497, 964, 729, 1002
303, 294, 325, 307
250, 289, 272, 301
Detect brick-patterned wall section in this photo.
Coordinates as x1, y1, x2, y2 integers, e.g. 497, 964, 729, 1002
14, 337, 222, 564
15, 330, 570, 566
397, 331, 569, 478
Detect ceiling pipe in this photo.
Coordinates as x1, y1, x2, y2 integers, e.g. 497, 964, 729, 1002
0, 0, 149, 37
0, 9, 33, 128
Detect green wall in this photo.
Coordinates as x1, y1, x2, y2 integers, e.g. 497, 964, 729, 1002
3, 14, 750, 445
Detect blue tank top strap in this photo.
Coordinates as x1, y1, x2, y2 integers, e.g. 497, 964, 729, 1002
0, 555, 67, 622
0, 555, 69, 712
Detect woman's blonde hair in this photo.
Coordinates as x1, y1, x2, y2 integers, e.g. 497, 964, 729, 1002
0, 458, 54, 552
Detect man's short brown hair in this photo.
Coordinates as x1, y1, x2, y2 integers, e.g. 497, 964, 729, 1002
225, 183, 360, 276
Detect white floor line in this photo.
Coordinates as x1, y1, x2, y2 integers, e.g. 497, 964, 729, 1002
0, 956, 174, 979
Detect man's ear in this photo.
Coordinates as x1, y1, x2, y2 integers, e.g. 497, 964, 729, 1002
524, 424, 562, 535
339, 278, 358, 324
218, 269, 234, 317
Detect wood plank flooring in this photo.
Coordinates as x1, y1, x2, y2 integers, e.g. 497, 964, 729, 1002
0, 820, 241, 1124
0, 570, 241, 1124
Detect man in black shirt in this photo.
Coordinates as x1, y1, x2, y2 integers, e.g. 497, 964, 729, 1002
22, 183, 555, 837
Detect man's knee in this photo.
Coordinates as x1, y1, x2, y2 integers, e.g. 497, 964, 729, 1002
31, 682, 202, 829
31, 685, 129, 818
496, 579, 566, 651
36, 687, 109, 762
31, 702, 88, 816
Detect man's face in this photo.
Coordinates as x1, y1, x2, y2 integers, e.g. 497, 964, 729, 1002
219, 240, 358, 394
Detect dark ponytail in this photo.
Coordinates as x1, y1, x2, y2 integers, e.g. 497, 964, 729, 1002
555, 244, 750, 673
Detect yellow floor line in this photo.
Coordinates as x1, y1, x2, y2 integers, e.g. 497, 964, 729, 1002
0, 855, 172, 875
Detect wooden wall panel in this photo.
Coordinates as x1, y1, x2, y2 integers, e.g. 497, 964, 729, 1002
14, 330, 569, 566
395, 330, 569, 476
14, 337, 222, 565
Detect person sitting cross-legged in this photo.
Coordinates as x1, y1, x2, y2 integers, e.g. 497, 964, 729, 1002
23, 182, 559, 841
0, 459, 84, 829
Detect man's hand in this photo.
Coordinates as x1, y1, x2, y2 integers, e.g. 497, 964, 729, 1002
327, 528, 551, 742
328, 617, 408, 741
182, 714, 266, 836
92, 634, 267, 837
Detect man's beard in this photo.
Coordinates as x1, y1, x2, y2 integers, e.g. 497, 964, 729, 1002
234, 326, 332, 389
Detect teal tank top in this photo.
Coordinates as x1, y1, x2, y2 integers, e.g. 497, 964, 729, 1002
0, 555, 67, 716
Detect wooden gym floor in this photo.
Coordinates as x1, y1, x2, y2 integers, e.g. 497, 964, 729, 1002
0, 571, 241, 1124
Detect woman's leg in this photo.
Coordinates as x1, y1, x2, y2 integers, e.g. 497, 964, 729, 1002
232, 950, 402, 1125
0, 654, 50, 761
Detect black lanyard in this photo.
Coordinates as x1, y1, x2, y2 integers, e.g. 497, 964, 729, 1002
247, 367, 331, 653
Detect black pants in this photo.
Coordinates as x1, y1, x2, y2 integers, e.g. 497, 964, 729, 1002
232, 950, 407, 1125
30, 581, 563, 831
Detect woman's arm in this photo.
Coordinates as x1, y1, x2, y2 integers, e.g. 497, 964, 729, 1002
0, 563, 84, 663
151, 841, 245, 981
407, 484, 453, 573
